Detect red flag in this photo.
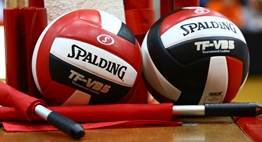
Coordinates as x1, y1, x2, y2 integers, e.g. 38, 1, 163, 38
235, 114, 262, 141
0, 81, 46, 121
0, 81, 180, 132
0, 103, 181, 132
4, 7, 47, 98
0, 103, 174, 122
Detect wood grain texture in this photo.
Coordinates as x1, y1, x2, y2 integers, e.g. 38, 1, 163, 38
0, 117, 252, 142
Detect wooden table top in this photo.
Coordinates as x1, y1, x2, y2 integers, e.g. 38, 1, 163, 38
0, 116, 252, 142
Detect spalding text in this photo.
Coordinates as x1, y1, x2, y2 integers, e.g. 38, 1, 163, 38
180, 21, 237, 36
67, 44, 127, 81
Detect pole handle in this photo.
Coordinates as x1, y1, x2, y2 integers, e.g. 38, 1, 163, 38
205, 103, 257, 116
47, 111, 85, 139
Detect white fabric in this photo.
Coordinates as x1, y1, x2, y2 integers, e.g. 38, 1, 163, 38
45, 0, 125, 23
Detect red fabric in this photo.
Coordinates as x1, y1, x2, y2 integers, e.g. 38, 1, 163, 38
4, 7, 47, 99
0, 79, 178, 132
124, 0, 153, 10
124, 0, 155, 44
4, 8, 20, 90
160, 0, 200, 17
23, 7, 48, 98
160, 0, 174, 17
123, 0, 153, 102
0, 103, 174, 122
0, 81, 179, 131
0, 103, 180, 132
0, 107, 25, 121
235, 114, 262, 142
0, 81, 46, 121
125, 9, 155, 36
29, 0, 44, 7
174, 0, 200, 9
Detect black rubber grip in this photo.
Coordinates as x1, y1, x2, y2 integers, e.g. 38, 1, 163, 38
47, 112, 85, 139
205, 103, 257, 116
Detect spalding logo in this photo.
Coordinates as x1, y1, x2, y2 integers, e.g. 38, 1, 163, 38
180, 21, 237, 36
50, 37, 138, 86
97, 34, 115, 45
67, 44, 127, 80
183, 7, 210, 14
194, 8, 210, 14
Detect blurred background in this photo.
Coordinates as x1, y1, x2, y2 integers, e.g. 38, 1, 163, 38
0, 0, 262, 103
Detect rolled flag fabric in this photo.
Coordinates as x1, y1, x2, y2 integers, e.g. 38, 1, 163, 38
0, 81, 178, 132
0, 103, 180, 132
0, 81, 46, 121
0, 103, 174, 122
4, 7, 47, 98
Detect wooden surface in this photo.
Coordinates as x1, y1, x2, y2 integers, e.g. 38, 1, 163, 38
0, 117, 252, 142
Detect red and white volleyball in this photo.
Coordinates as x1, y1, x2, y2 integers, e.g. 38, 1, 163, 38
32, 9, 142, 106
141, 7, 250, 105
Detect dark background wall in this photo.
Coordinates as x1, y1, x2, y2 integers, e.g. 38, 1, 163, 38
243, 31, 262, 75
